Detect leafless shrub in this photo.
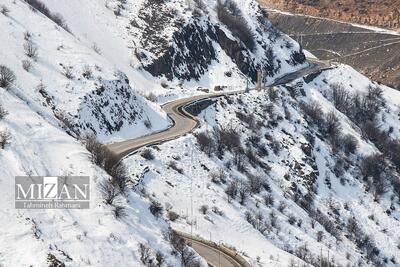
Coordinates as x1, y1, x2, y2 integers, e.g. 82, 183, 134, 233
112, 204, 127, 219
22, 59, 33, 72
331, 83, 351, 113
141, 148, 155, 160
109, 163, 130, 194
342, 134, 358, 155
83, 135, 116, 171
225, 180, 238, 203
238, 182, 249, 205
300, 101, 324, 125
1, 5, 10, 16
167, 211, 179, 221
143, 118, 152, 129
24, 41, 38, 60
268, 87, 279, 102
247, 174, 263, 194
213, 126, 241, 156
168, 160, 183, 174
82, 64, 92, 79
0, 130, 11, 149
24, 31, 32, 41
144, 92, 157, 102
317, 230, 324, 242
0, 104, 8, 120
323, 112, 341, 137
138, 243, 152, 266
199, 205, 209, 215
278, 201, 287, 213
149, 200, 163, 218
61, 65, 74, 79
288, 214, 297, 225
209, 169, 226, 184
98, 179, 120, 205
0, 65, 16, 89
361, 153, 389, 197
212, 206, 224, 216
264, 194, 274, 207
92, 43, 101, 54
195, 131, 215, 156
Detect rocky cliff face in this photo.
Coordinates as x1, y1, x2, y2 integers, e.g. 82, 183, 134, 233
259, 0, 400, 30
131, 0, 306, 83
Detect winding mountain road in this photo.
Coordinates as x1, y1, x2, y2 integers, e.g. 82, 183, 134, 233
106, 60, 325, 267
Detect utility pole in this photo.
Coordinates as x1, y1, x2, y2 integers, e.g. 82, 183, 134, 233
320, 247, 322, 267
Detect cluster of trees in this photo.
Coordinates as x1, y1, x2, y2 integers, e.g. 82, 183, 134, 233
216, 0, 256, 51
346, 217, 383, 265
0, 95, 11, 149
25, 0, 70, 32
164, 230, 202, 267
331, 84, 400, 198
138, 242, 166, 267
84, 135, 131, 218
300, 101, 359, 155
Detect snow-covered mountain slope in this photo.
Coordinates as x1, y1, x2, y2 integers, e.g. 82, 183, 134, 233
0, 0, 169, 143
2, 0, 399, 266
125, 64, 400, 267
0, 0, 310, 266
43, 0, 306, 96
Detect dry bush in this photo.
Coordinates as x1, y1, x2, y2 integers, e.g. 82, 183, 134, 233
0, 104, 8, 120
0, 65, 16, 89
199, 205, 209, 215
138, 243, 152, 266
61, 65, 74, 79
1, 5, 10, 16
168, 160, 183, 174
0, 130, 11, 149
83, 135, 117, 171
140, 148, 155, 160
225, 180, 238, 203
22, 60, 33, 72
112, 204, 127, 219
82, 64, 92, 79
92, 43, 101, 54
195, 131, 215, 156
24, 31, 32, 41
167, 211, 179, 221
98, 179, 120, 205
143, 118, 152, 129
23, 41, 38, 60
300, 101, 324, 125
109, 163, 130, 194
149, 199, 163, 218
342, 134, 358, 155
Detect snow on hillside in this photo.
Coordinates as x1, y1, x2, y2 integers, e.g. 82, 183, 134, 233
0, 0, 169, 143
125, 64, 400, 266
43, 0, 307, 99
2, 0, 399, 266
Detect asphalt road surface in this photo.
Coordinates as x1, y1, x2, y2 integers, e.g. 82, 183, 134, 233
106, 60, 325, 266
187, 239, 242, 267
107, 61, 324, 162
